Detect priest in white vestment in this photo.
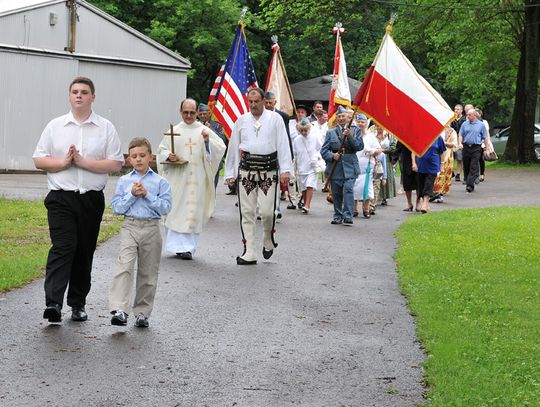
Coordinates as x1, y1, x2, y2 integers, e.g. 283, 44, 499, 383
157, 99, 226, 259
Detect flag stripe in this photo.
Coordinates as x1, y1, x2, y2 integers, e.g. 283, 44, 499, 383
359, 69, 446, 156
208, 25, 258, 139
374, 35, 451, 124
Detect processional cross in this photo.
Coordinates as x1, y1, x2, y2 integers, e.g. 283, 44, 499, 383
160, 124, 188, 165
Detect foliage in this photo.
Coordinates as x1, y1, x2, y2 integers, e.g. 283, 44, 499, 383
393, 0, 521, 126
0, 198, 122, 292
88, 0, 535, 149
395, 206, 540, 406
259, 0, 393, 84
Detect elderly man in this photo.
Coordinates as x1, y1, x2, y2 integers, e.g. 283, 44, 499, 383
197, 103, 228, 191
458, 107, 486, 193
320, 106, 364, 225
225, 88, 293, 265
157, 98, 226, 259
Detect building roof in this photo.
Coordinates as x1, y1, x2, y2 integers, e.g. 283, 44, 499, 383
0, 0, 61, 16
0, 0, 190, 68
291, 75, 361, 102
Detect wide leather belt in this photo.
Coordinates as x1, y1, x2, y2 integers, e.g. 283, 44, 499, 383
240, 151, 278, 171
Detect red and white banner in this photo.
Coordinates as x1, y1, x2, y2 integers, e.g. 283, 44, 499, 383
265, 42, 295, 117
354, 30, 455, 156
328, 24, 351, 127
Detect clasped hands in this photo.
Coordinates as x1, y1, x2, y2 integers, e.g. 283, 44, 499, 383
62, 144, 84, 169
131, 180, 147, 197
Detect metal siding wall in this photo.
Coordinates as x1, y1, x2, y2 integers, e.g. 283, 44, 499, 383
78, 62, 187, 154
0, 3, 69, 52
76, 6, 185, 66
0, 51, 77, 170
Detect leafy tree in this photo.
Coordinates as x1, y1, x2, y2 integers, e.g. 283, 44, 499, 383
394, 0, 539, 162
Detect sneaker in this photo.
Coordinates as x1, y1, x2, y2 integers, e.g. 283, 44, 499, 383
434, 196, 444, 203
135, 313, 149, 328
111, 310, 128, 326
455, 174, 461, 182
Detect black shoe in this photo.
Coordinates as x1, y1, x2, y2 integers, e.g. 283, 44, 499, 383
343, 218, 353, 225
134, 313, 149, 328
331, 218, 343, 225
353, 211, 359, 217
236, 256, 257, 265
262, 248, 273, 259
111, 310, 128, 326
298, 201, 304, 209
363, 211, 371, 219
71, 307, 87, 322
286, 203, 296, 210
455, 174, 461, 182
466, 186, 473, 193
381, 199, 388, 206
176, 251, 192, 260
43, 303, 62, 323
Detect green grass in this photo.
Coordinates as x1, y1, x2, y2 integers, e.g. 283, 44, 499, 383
395, 206, 540, 406
0, 198, 122, 292
485, 161, 540, 170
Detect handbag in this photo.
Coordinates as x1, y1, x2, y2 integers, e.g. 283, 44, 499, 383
483, 150, 498, 161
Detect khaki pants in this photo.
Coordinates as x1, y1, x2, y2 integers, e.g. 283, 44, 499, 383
109, 218, 162, 317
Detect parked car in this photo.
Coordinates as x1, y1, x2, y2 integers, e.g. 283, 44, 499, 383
491, 123, 540, 160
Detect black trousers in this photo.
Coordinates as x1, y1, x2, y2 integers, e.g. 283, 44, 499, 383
44, 190, 104, 308
462, 144, 482, 190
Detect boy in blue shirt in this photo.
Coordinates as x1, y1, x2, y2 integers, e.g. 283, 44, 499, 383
109, 137, 172, 327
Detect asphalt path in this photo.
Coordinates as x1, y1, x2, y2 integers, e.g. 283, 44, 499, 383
0, 170, 538, 406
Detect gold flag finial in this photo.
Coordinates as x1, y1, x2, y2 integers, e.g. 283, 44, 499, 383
386, 13, 398, 34
239, 6, 248, 23
271, 35, 278, 44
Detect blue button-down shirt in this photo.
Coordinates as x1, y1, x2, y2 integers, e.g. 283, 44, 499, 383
459, 119, 486, 145
111, 168, 172, 219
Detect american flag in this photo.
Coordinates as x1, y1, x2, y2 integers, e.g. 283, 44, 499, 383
208, 23, 258, 139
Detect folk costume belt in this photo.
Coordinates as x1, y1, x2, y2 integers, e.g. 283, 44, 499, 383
240, 151, 278, 171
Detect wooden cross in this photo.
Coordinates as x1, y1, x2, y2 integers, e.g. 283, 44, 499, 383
164, 124, 180, 154
185, 138, 197, 155
160, 124, 188, 165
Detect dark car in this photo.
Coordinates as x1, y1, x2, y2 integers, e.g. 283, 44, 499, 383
491, 123, 540, 160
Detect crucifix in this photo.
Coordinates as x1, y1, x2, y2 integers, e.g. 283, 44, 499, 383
160, 124, 188, 165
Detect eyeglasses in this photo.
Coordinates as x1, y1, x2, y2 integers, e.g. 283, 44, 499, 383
182, 111, 197, 115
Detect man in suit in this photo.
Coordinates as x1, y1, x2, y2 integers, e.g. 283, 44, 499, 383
320, 106, 364, 225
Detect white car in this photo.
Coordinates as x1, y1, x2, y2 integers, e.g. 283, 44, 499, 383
491, 123, 540, 160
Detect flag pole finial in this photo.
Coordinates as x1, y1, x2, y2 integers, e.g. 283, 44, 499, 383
333, 22, 344, 35
386, 13, 398, 34
240, 7, 248, 22
271, 35, 278, 44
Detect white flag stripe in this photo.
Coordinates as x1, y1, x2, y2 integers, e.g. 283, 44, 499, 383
335, 38, 351, 102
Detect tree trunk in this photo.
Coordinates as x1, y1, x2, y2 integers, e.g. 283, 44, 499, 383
505, 0, 540, 162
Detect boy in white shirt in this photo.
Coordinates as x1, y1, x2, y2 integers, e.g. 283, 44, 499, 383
293, 118, 321, 213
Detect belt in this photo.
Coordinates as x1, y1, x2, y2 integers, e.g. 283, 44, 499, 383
240, 151, 278, 171
464, 143, 481, 147
124, 216, 160, 223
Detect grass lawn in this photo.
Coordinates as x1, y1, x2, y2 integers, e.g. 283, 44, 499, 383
0, 198, 122, 292
395, 206, 540, 406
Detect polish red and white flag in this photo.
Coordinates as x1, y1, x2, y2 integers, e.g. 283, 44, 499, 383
354, 28, 455, 156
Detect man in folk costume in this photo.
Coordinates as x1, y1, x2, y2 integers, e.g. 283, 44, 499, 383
157, 98, 226, 260
320, 106, 364, 225
225, 88, 293, 265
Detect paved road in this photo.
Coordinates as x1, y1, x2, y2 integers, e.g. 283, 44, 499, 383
0, 170, 538, 406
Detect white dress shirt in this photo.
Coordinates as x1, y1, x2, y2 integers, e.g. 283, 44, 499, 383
225, 109, 293, 179
33, 111, 124, 193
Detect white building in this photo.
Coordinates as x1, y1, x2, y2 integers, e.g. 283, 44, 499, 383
0, 0, 191, 171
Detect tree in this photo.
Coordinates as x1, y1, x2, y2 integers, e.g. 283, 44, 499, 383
505, 0, 540, 162
395, 0, 539, 162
